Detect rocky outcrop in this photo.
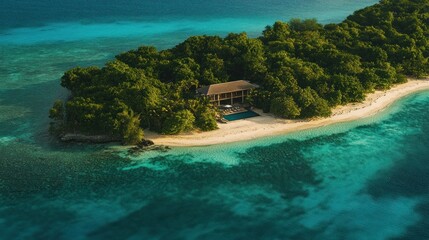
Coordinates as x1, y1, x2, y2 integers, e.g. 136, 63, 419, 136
128, 139, 170, 155
136, 139, 155, 148
59, 134, 169, 154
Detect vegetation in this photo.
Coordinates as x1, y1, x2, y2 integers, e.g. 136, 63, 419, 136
50, 0, 429, 144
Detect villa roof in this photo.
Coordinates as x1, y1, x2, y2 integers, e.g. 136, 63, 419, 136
197, 80, 259, 95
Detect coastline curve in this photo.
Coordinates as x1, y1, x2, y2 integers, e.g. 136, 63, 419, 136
146, 78, 429, 147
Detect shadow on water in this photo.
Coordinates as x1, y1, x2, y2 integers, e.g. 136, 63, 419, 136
87, 193, 313, 240
0, 133, 321, 239
235, 139, 322, 196
366, 136, 429, 239
84, 138, 323, 239
365, 97, 429, 240
366, 139, 429, 240
2, 84, 428, 239
2, 90, 429, 239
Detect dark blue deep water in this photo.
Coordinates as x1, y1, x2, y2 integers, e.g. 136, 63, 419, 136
2, 0, 429, 239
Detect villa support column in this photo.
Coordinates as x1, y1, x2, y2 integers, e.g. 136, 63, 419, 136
242, 90, 244, 102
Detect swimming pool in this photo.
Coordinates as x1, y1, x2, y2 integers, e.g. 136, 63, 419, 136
224, 110, 260, 121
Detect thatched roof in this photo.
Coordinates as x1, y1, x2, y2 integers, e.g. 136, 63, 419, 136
197, 80, 258, 95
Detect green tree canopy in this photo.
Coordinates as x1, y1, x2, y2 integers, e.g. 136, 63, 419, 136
51, 0, 429, 142
162, 110, 195, 135
270, 96, 301, 119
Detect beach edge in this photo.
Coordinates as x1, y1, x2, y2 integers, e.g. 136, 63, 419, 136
146, 78, 429, 147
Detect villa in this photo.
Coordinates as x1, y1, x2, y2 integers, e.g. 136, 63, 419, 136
196, 80, 259, 105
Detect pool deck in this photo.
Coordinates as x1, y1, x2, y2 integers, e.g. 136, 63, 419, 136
221, 107, 247, 116
224, 109, 247, 115
223, 109, 260, 121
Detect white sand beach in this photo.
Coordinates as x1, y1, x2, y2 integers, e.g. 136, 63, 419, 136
145, 78, 429, 147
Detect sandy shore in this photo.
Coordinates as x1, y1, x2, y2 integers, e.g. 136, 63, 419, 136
145, 78, 429, 147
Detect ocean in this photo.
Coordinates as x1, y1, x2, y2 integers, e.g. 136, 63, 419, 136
1, 0, 429, 239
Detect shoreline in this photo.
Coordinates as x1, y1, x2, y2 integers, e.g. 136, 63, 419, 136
145, 78, 429, 147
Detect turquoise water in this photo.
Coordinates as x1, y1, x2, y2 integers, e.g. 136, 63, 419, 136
2, 91, 429, 239
2, 0, 429, 239
224, 110, 260, 121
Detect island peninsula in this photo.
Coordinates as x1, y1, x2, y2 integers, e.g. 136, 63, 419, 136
50, 0, 429, 146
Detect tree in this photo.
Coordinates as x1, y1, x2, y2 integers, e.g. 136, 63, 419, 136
172, 35, 224, 61
295, 87, 331, 117
289, 18, 322, 32
199, 54, 228, 85
169, 57, 200, 82
115, 46, 160, 76
249, 89, 272, 113
223, 33, 267, 80
195, 108, 218, 131
49, 100, 64, 121
61, 67, 101, 94
270, 96, 301, 118
65, 97, 104, 132
162, 110, 195, 134
117, 109, 144, 145
262, 21, 291, 43
331, 75, 365, 103
308, 97, 331, 117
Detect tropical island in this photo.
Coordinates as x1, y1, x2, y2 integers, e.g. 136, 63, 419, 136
50, 0, 429, 145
